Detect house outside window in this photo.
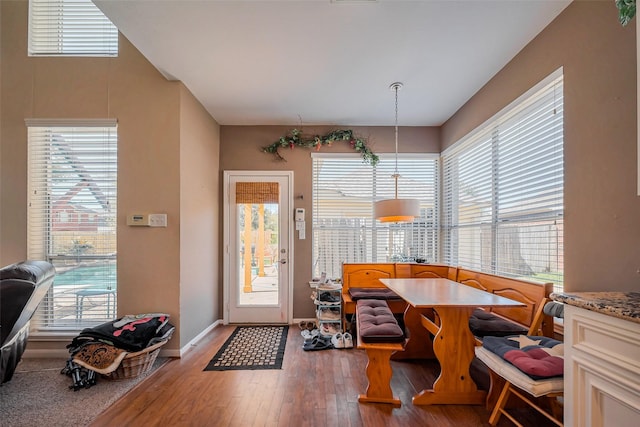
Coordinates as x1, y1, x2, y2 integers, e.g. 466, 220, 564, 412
28, 0, 118, 57
27, 119, 117, 331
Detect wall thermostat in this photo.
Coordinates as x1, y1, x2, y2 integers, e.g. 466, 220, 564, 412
126, 213, 168, 227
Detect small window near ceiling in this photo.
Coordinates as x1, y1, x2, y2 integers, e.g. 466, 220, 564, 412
28, 0, 118, 57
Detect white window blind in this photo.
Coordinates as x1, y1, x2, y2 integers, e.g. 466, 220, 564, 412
312, 153, 439, 279
27, 119, 118, 331
442, 71, 564, 292
28, 0, 118, 57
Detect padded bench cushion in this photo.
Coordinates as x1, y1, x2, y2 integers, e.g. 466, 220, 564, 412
482, 335, 564, 380
349, 287, 402, 301
357, 299, 405, 343
469, 308, 528, 338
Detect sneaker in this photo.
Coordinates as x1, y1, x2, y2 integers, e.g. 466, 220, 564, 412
301, 329, 319, 341
317, 307, 340, 321
317, 281, 342, 291
343, 332, 354, 349
320, 323, 340, 336
331, 333, 345, 349
316, 293, 341, 305
302, 336, 333, 351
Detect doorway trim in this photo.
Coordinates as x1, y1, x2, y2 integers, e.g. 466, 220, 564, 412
222, 170, 294, 325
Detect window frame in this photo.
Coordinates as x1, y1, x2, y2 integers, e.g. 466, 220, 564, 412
28, 0, 118, 57
311, 152, 440, 279
441, 68, 564, 292
26, 118, 118, 334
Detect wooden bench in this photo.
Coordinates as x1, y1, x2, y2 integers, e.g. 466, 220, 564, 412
341, 263, 553, 339
343, 263, 555, 409
454, 269, 554, 408
355, 299, 405, 406
456, 268, 554, 338
342, 263, 456, 330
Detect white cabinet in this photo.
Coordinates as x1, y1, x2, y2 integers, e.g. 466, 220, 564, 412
564, 305, 640, 427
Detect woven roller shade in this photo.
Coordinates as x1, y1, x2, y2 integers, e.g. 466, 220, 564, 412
235, 182, 279, 204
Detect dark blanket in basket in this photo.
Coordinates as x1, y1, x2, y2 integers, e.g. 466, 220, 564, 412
69, 313, 173, 352
67, 313, 174, 375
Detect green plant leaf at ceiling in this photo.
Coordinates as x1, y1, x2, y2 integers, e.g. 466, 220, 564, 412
616, 0, 636, 26
262, 129, 379, 166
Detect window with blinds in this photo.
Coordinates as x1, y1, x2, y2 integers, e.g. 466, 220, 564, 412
442, 70, 564, 292
28, 0, 118, 57
27, 119, 117, 332
312, 153, 439, 279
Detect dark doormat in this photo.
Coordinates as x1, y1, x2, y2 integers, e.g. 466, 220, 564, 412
204, 325, 288, 371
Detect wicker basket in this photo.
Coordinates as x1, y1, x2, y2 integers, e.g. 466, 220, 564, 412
102, 340, 167, 380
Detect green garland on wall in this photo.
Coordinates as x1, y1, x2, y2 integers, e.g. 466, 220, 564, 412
262, 129, 379, 166
616, 0, 636, 26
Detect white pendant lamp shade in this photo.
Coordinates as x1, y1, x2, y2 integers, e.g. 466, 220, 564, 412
374, 198, 420, 223
375, 82, 420, 223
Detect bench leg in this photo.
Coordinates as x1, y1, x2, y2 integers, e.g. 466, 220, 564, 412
358, 348, 401, 406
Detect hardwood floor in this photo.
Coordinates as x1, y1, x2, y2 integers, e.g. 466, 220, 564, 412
91, 325, 559, 427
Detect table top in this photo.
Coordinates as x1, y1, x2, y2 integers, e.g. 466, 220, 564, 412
380, 278, 525, 309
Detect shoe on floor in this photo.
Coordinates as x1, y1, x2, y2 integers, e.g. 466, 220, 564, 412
331, 333, 345, 349
302, 336, 333, 351
343, 332, 354, 349
301, 329, 319, 341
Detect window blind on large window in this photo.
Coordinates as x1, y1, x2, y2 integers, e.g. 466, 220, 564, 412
312, 153, 439, 279
27, 119, 118, 331
442, 71, 564, 292
28, 0, 118, 56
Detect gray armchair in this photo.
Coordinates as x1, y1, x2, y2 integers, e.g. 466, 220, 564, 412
1, 260, 55, 383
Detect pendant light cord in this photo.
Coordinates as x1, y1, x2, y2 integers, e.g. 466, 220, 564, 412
394, 83, 399, 175
392, 82, 402, 199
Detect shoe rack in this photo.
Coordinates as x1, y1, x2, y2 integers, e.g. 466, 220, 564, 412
310, 279, 342, 337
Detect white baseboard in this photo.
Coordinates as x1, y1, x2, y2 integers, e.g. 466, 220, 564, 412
160, 319, 223, 358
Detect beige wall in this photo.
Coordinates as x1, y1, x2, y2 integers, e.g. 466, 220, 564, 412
179, 85, 220, 342
220, 126, 440, 318
1, 1, 220, 351
442, 1, 640, 292
3, 0, 638, 352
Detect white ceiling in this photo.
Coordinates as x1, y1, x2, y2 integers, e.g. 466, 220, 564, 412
94, 0, 571, 126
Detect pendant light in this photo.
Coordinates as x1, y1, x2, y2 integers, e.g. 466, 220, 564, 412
373, 82, 420, 223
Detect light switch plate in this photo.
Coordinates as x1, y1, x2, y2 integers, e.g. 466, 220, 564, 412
149, 214, 167, 227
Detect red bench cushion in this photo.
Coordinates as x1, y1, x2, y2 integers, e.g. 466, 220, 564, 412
357, 299, 404, 343
482, 335, 564, 379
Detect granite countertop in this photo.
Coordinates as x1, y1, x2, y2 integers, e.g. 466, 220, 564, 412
550, 291, 640, 324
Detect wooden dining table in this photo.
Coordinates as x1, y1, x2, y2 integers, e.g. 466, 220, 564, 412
380, 277, 525, 405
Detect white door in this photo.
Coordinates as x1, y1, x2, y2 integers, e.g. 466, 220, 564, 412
223, 171, 292, 324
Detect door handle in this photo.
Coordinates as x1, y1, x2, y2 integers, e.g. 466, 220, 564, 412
280, 259, 287, 264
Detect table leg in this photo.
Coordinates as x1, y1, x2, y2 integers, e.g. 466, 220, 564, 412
392, 305, 435, 360
412, 306, 486, 405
